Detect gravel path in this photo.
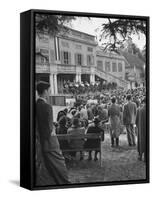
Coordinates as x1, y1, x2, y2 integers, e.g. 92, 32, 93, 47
68, 134, 146, 184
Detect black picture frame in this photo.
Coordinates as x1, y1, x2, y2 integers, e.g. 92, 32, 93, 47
20, 9, 150, 190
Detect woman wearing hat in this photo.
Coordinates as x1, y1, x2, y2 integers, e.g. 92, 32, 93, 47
85, 117, 104, 161
67, 118, 85, 160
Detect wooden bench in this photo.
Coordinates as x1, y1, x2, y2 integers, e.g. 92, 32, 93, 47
55, 133, 104, 167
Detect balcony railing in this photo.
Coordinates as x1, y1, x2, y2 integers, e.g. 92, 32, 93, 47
56, 64, 76, 74
81, 66, 91, 74
36, 62, 50, 73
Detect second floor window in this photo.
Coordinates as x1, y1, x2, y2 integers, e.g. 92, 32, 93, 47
87, 47, 93, 52
118, 63, 122, 72
112, 62, 117, 72
87, 55, 94, 65
40, 55, 49, 64
97, 60, 103, 70
75, 53, 83, 65
105, 61, 111, 72
61, 51, 71, 65
63, 51, 69, 64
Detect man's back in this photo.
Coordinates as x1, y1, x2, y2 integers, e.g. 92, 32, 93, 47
36, 98, 60, 151
123, 101, 137, 124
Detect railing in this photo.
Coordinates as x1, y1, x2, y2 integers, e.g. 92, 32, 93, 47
56, 64, 92, 74
95, 68, 128, 89
57, 64, 76, 74
81, 66, 91, 74
36, 62, 50, 73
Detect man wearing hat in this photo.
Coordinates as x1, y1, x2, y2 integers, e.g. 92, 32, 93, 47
123, 94, 137, 146
36, 81, 70, 185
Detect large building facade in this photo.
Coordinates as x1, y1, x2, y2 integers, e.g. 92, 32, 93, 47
36, 28, 129, 95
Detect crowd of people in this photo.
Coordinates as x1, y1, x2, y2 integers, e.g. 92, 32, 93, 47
61, 80, 118, 95
55, 86, 146, 156
36, 81, 147, 185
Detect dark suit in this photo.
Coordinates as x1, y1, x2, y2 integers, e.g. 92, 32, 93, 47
36, 98, 70, 185
123, 101, 137, 146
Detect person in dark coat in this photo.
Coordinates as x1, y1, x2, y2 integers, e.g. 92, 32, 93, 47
36, 81, 70, 185
56, 116, 69, 150
85, 117, 104, 161
136, 98, 146, 161
67, 118, 85, 160
123, 95, 137, 146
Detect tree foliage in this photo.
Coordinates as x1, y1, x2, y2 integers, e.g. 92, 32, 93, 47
35, 14, 76, 36
99, 18, 146, 52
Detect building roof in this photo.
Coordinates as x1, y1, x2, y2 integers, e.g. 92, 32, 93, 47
121, 51, 145, 69
96, 47, 126, 60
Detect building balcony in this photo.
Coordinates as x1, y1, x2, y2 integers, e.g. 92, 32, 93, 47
36, 62, 50, 73
56, 64, 92, 74
81, 66, 92, 74
56, 64, 77, 74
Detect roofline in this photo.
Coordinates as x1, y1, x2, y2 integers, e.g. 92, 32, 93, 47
65, 26, 95, 38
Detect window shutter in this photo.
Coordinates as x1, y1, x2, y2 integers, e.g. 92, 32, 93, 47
81, 54, 84, 66
92, 56, 94, 65
50, 49, 55, 63
75, 53, 78, 65
61, 51, 64, 64
87, 55, 89, 66
68, 52, 71, 65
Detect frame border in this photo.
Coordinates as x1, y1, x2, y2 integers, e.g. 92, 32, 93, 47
20, 9, 150, 190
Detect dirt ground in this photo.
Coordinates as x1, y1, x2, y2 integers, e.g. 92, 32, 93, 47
52, 106, 146, 184
67, 134, 146, 184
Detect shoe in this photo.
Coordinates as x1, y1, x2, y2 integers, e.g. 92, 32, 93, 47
138, 156, 142, 161
94, 157, 98, 161
80, 157, 83, 161
88, 157, 92, 161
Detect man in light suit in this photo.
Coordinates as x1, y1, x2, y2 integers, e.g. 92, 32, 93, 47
36, 81, 70, 185
123, 95, 137, 146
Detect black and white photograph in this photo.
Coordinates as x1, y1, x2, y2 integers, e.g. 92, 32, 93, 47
0, 0, 153, 197
34, 10, 149, 189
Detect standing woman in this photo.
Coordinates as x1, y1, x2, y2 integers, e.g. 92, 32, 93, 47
108, 97, 121, 147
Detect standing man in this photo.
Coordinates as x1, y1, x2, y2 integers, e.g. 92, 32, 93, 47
136, 97, 146, 161
36, 81, 70, 185
123, 95, 137, 146
108, 97, 121, 147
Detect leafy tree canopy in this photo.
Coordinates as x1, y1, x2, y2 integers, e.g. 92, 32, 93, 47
98, 18, 146, 52
35, 14, 76, 36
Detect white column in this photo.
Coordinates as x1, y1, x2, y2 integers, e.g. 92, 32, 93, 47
92, 74, 95, 83
90, 74, 95, 84
49, 74, 54, 95
90, 74, 93, 83
54, 74, 58, 94
76, 74, 79, 82
76, 74, 81, 83
78, 74, 81, 83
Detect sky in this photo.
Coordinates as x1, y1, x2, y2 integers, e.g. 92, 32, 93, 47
66, 17, 146, 50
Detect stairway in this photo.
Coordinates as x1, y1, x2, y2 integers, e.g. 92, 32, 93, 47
95, 68, 128, 89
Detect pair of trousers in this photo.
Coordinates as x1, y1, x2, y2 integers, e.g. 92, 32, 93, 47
126, 124, 136, 146
111, 137, 119, 146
